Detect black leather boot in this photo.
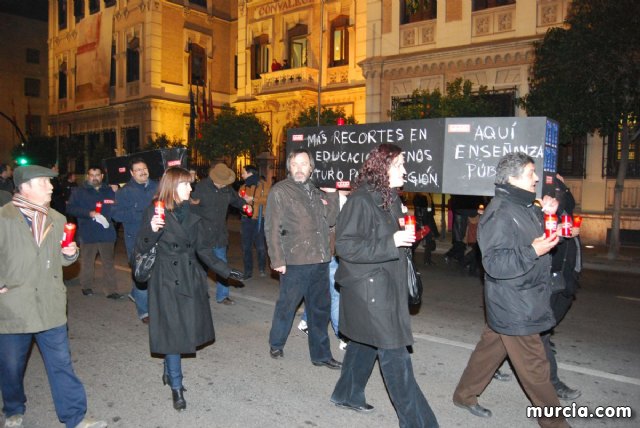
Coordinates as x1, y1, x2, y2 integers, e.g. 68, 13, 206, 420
172, 388, 186, 411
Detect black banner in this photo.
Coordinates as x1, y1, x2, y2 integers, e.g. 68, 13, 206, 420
287, 117, 558, 196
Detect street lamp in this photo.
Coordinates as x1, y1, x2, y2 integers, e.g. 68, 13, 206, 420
317, 0, 326, 126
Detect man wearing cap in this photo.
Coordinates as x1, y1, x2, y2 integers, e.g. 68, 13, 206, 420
112, 158, 158, 323
0, 165, 107, 428
66, 166, 122, 299
191, 163, 250, 305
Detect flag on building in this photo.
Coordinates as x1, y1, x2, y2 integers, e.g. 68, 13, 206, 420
189, 86, 196, 141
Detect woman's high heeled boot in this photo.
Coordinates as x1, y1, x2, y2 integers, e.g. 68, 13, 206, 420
172, 388, 186, 411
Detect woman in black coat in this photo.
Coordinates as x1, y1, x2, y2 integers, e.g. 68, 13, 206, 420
330, 144, 439, 428
135, 167, 244, 411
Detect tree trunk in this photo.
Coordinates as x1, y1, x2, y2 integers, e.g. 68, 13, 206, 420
607, 118, 630, 260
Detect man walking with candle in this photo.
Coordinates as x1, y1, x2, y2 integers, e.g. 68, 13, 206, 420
67, 166, 122, 299
452, 153, 569, 428
0, 165, 107, 428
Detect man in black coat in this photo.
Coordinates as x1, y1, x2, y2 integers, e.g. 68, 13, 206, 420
453, 153, 570, 428
191, 163, 248, 305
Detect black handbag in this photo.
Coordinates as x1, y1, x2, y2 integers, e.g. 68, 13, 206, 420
133, 245, 157, 284
549, 241, 569, 294
407, 251, 423, 305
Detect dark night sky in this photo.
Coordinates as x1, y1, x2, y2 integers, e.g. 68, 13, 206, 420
0, 0, 49, 22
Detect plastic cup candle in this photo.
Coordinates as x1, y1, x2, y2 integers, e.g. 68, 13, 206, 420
154, 201, 165, 221
239, 189, 246, 197
61, 223, 76, 247
573, 215, 582, 228
95, 201, 102, 214
404, 215, 416, 236
544, 214, 558, 238
560, 214, 573, 237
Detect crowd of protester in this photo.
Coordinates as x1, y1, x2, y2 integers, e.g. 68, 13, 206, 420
0, 148, 582, 428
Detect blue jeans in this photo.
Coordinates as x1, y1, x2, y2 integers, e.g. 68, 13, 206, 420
164, 354, 183, 390
302, 257, 340, 337
213, 246, 229, 302
0, 325, 88, 428
269, 263, 333, 363
125, 241, 149, 319
332, 341, 439, 428
240, 217, 267, 275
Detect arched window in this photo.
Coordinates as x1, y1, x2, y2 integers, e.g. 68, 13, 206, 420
288, 24, 308, 68
126, 36, 140, 83
74, 0, 85, 23
58, 0, 67, 30
401, 0, 437, 24
330, 16, 349, 67
472, 0, 515, 12
251, 34, 270, 79
109, 39, 116, 87
189, 43, 207, 85
89, 0, 99, 14
58, 60, 68, 99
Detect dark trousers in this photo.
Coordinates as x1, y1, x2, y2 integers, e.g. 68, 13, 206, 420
0, 325, 88, 428
269, 263, 332, 363
240, 217, 266, 275
79, 241, 117, 294
331, 341, 438, 428
453, 325, 569, 428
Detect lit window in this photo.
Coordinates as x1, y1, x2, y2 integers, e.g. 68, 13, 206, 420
288, 24, 308, 68
330, 16, 349, 67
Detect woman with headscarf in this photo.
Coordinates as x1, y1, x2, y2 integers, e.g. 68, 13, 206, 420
134, 167, 244, 411
330, 144, 439, 427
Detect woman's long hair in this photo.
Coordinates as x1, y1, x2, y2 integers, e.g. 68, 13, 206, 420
353, 143, 402, 210
156, 167, 192, 211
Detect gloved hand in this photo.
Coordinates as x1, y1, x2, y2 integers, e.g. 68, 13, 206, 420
93, 213, 110, 229
228, 269, 245, 281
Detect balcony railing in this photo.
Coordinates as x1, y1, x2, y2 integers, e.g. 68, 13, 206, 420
252, 67, 319, 95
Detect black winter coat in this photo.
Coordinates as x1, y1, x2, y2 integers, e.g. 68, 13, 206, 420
334, 185, 413, 349
191, 178, 246, 247
135, 204, 231, 355
478, 184, 555, 336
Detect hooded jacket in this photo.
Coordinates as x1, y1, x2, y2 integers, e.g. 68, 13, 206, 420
478, 183, 555, 336
190, 177, 246, 248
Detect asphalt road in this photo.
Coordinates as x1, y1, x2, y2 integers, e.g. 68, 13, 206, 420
7, 231, 640, 428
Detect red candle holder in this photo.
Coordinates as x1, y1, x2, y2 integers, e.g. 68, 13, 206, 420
573, 215, 582, 228
544, 214, 558, 238
95, 201, 102, 214
404, 215, 416, 236
559, 214, 573, 237
154, 201, 165, 221
61, 223, 76, 247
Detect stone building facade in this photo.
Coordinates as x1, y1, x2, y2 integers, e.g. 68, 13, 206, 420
44, 0, 638, 245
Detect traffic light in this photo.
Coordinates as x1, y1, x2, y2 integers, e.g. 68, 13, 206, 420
16, 154, 29, 166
